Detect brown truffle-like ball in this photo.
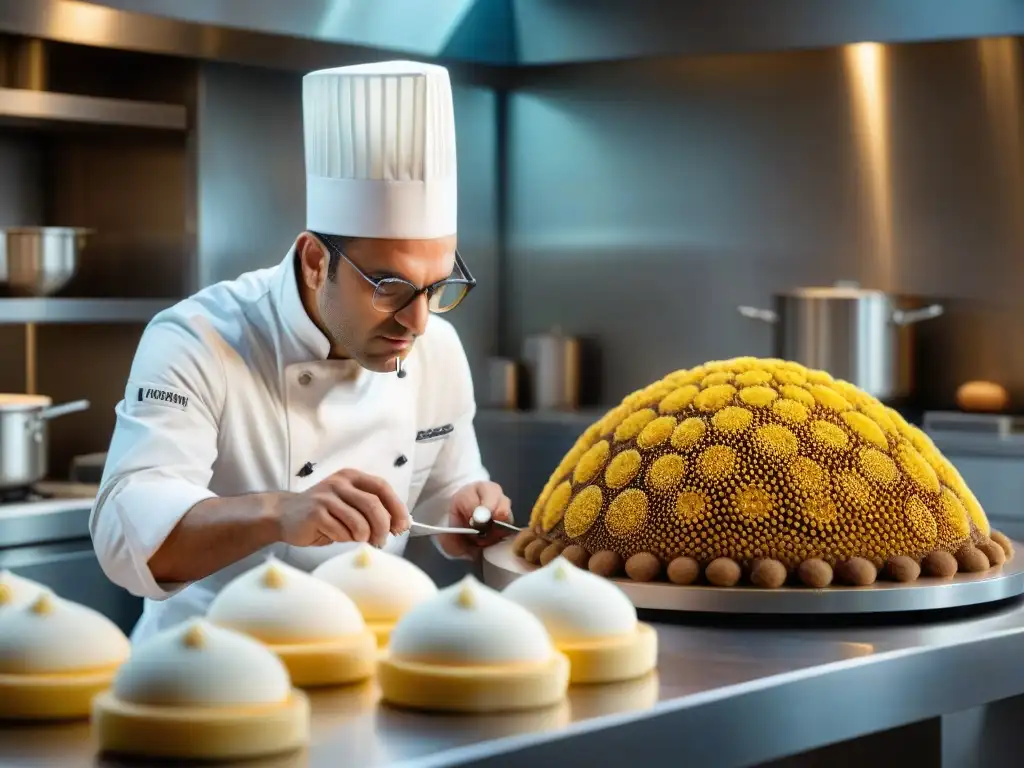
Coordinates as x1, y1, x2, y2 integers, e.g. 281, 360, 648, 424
991, 530, 1014, 559
835, 557, 877, 586
884, 556, 921, 582
705, 557, 741, 587
978, 539, 1006, 567
750, 559, 788, 588
523, 538, 548, 565
512, 530, 537, 557
956, 545, 990, 573
561, 544, 590, 569
539, 541, 565, 566
589, 550, 624, 577
667, 556, 700, 585
922, 550, 958, 578
797, 559, 833, 588
625, 552, 662, 582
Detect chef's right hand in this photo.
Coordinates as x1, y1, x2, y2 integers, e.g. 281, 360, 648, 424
270, 469, 411, 549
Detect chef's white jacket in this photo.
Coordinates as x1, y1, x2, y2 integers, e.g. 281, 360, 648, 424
90, 248, 489, 643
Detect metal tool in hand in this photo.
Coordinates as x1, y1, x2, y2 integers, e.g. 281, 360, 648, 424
409, 506, 522, 538
468, 506, 522, 536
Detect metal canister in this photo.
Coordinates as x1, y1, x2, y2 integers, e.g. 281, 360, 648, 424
484, 358, 520, 410
522, 329, 581, 411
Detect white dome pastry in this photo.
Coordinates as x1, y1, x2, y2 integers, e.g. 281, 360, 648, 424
503, 557, 658, 684
378, 575, 570, 713
0, 570, 45, 612
92, 620, 309, 761
0, 590, 130, 719
207, 557, 376, 687
312, 544, 438, 646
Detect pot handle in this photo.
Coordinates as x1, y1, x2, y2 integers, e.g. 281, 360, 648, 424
891, 304, 944, 326
738, 306, 779, 323
36, 399, 91, 421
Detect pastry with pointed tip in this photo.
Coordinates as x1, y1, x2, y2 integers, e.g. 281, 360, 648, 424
0, 570, 45, 612
0, 589, 130, 720
206, 557, 376, 688
312, 544, 438, 646
91, 620, 309, 761
378, 576, 570, 713
502, 557, 658, 684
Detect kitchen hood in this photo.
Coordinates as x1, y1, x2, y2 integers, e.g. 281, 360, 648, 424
7, 0, 1024, 67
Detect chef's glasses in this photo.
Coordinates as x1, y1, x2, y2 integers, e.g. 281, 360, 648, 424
315, 233, 476, 314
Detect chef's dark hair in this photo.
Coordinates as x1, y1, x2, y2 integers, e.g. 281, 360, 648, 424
316, 234, 356, 282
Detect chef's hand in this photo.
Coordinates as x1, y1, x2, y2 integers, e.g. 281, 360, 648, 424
438, 481, 513, 560
271, 469, 411, 549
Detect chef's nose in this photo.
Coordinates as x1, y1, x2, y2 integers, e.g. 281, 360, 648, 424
394, 293, 429, 336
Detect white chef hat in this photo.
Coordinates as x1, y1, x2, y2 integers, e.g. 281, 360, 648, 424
302, 60, 457, 240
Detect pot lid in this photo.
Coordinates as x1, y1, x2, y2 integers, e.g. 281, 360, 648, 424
0, 394, 53, 412
1, 227, 93, 236
781, 281, 888, 299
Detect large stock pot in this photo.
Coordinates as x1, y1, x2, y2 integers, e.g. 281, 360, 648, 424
738, 283, 944, 402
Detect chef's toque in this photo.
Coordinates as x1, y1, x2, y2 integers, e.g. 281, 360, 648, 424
302, 60, 457, 239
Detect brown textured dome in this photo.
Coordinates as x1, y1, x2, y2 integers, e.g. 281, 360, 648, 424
515, 357, 1014, 588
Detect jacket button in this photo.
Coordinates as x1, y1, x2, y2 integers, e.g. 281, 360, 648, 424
298, 371, 313, 386
394, 454, 408, 467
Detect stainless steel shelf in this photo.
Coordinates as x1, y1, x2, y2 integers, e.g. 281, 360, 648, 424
0, 87, 187, 131
0, 298, 175, 324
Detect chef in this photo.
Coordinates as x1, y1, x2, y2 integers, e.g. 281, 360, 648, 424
90, 60, 513, 644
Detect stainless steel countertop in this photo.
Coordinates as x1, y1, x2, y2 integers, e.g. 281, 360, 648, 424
5, 595, 1024, 768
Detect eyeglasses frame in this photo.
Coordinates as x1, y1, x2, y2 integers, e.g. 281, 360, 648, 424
314, 232, 476, 315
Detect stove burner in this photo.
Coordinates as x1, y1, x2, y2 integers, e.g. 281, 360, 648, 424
0, 487, 52, 505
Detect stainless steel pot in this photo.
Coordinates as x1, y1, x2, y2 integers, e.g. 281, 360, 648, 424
738, 283, 944, 401
0, 396, 91, 491
0, 227, 91, 297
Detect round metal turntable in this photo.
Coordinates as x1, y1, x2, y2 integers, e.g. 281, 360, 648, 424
482, 540, 1024, 614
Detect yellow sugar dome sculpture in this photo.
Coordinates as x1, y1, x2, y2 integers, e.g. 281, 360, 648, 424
206, 557, 377, 687
518, 357, 1014, 589
92, 620, 309, 761
378, 575, 570, 713
312, 544, 438, 647
502, 557, 658, 684
0, 590, 131, 720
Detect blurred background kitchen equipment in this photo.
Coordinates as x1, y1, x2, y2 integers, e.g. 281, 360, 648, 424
0, 396, 91, 491
0, 227, 91, 296
0, 34, 48, 90
69, 451, 108, 485
738, 282, 944, 402
483, 357, 521, 410
522, 327, 581, 411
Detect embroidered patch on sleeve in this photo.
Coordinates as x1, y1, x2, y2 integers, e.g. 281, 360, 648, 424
134, 385, 190, 412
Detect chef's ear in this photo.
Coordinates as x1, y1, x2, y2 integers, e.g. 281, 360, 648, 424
295, 232, 329, 289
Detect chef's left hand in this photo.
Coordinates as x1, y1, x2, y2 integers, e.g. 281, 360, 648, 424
439, 481, 513, 560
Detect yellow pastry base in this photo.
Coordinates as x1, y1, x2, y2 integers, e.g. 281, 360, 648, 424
0, 667, 118, 721
271, 628, 377, 688
560, 622, 659, 685
367, 620, 395, 648
378, 651, 570, 714
92, 689, 310, 761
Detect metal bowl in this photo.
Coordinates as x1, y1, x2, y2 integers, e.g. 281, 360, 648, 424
0, 227, 91, 297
